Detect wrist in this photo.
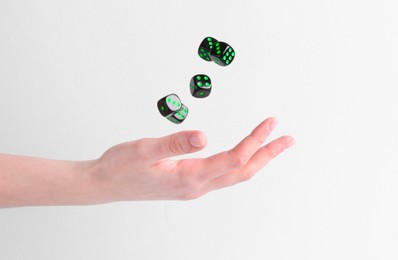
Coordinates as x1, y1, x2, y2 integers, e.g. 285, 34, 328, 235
74, 159, 115, 205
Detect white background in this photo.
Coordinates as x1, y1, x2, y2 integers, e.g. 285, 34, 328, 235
0, 0, 397, 259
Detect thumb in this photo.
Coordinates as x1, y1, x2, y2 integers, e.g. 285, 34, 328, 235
148, 131, 207, 160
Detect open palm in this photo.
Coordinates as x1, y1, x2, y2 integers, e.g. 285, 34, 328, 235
96, 117, 294, 201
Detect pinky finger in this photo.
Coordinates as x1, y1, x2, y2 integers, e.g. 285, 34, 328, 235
204, 135, 295, 191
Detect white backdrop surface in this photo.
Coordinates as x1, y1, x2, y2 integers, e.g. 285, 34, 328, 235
0, 0, 397, 259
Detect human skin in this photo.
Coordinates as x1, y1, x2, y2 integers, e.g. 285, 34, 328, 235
0, 117, 294, 208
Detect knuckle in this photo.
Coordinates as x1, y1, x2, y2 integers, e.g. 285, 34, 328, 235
169, 136, 185, 154
264, 145, 281, 159
240, 171, 254, 182
249, 134, 264, 147
241, 166, 257, 182
274, 145, 285, 158
134, 139, 151, 160
175, 172, 204, 200
228, 151, 246, 169
268, 149, 278, 159
234, 157, 247, 168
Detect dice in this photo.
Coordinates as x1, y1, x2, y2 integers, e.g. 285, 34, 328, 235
198, 37, 218, 62
157, 94, 189, 124
157, 94, 182, 117
210, 41, 235, 66
167, 104, 189, 124
198, 37, 235, 66
156, 36, 235, 124
190, 74, 212, 98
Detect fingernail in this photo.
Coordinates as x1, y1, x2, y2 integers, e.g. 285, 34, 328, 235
189, 134, 205, 148
269, 118, 278, 130
285, 137, 295, 148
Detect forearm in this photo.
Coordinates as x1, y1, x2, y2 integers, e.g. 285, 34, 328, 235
0, 154, 105, 208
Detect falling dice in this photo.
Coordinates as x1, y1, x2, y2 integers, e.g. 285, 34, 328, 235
190, 74, 212, 98
157, 94, 182, 117
157, 94, 189, 124
167, 104, 189, 124
198, 37, 218, 62
210, 41, 235, 66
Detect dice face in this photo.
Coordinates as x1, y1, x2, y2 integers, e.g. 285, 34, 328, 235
167, 104, 189, 124
190, 74, 212, 98
157, 94, 182, 117
198, 37, 219, 62
210, 41, 235, 66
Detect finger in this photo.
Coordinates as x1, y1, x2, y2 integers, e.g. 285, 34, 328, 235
204, 135, 294, 191
195, 117, 277, 181
142, 131, 207, 161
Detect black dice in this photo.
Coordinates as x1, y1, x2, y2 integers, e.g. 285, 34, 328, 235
190, 74, 212, 98
167, 104, 189, 124
157, 94, 182, 117
210, 41, 235, 66
156, 36, 235, 124
198, 37, 218, 62
157, 94, 189, 124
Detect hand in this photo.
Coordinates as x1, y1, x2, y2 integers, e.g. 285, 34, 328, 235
94, 117, 294, 201
0, 117, 294, 207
